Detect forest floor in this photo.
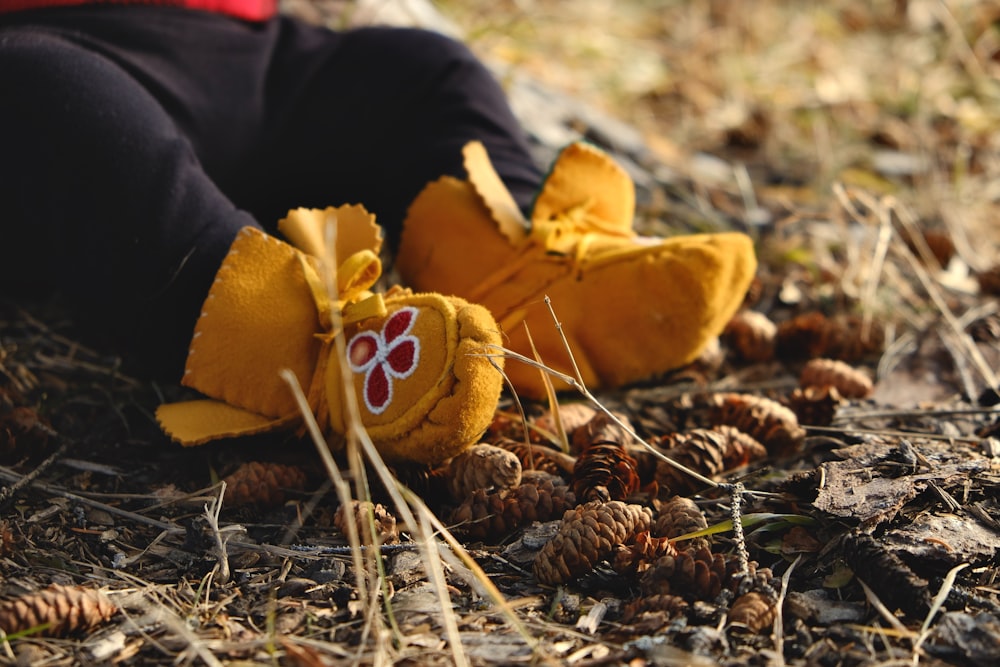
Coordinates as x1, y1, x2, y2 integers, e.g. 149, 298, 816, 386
2, 1, 1000, 665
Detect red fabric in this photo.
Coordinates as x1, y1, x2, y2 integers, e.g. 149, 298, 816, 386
0, 0, 278, 21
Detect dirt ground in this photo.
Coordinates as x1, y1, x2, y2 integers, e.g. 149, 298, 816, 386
2, 1, 1000, 665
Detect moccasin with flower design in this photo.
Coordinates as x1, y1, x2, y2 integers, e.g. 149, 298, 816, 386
396, 141, 757, 398
155, 205, 503, 465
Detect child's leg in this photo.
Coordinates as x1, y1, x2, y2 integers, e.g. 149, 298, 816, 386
0, 26, 259, 379
239, 22, 543, 248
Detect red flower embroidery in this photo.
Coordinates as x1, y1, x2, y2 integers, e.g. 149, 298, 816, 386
347, 307, 420, 414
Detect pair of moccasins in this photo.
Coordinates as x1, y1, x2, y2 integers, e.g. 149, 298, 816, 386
156, 142, 756, 465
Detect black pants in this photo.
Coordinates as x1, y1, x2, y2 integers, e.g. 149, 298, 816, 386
0, 7, 541, 378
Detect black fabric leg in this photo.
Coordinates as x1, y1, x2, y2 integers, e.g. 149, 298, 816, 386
0, 23, 259, 379
0, 8, 543, 379
241, 22, 542, 246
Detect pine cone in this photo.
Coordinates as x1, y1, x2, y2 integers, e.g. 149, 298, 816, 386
841, 530, 930, 616
709, 393, 806, 456
978, 264, 1000, 296
449, 474, 576, 542
572, 410, 634, 452
0, 406, 49, 455
611, 531, 678, 575
968, 314, 1000, 343
654, 427, 765, 496
512, 474, 577, 525
446, 444, 522, 501
800, 358, 873, 398
726, 560, 776, 597
621, 594, 690, 623
639, 544, 728, 600
571, 441, 641, 502
728, 591, 777, 633
776, 312, 883, 362
652, 496, 709, 549
787, 385, 843, 427
495, 439, 575, 477
333, 500, 399, 544
222, 461, 308, 508
654, 429, 727, 496
717, 425, 769, 468
387, 462, 448, 505
533, 500, 652, 585
775, 311, 833, 360
0, 584, 116, 637
905, 229, 955, 269
724, 310, 777, 362
533, 403, 599, 447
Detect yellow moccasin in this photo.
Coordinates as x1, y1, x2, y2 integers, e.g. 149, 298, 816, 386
156, 205, 503, 464
396, 142, 757, 398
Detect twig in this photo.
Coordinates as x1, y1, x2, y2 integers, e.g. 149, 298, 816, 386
203, 482, 232, 585
0, 432, 73, 510
725, 482, 750, 580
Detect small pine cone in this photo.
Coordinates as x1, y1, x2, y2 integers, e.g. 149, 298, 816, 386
572, 410, 634, 452
654, 430, 727, 496
388, 462, 448, 505
709, 393, 806, 456
725, 559, 775, 596
728, 591, 777, 633
611, 531, 678, 575
831, 315, 884, 361
496, 439, 575, 477
978, 264, 1000, 296
621, 594, 690, 623
968, 314, 1000, 343
639, 545, 728, 601
0, 520, 16, 557
449, 474, 576, 542
533, 403, 599, 446
624, 444, 660, 486
0, 406, 49, 455
334, 500, 399, 544
652, 496, 708, 546
511, 474, 577, 525
222, 461, 308, 508
0, 584, 116, 637
449, 488, 508, 541
724, 310, 777, 362
906, 229, 955, 269
655, 426, 767, 494
800, 358, 873, 398
775, 311, 834, 360
571, 442, 641, 502
787, 385, 842, 427
446, 444, 522, 501
716, 425, 768, 469
533, 500, 653, 585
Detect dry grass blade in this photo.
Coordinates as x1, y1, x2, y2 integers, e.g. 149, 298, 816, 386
278, 209, 532, 664
487, 340, 716, 487
857, 579, 913, 638
524, 321, 570, 454
911, 562, 969, 661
